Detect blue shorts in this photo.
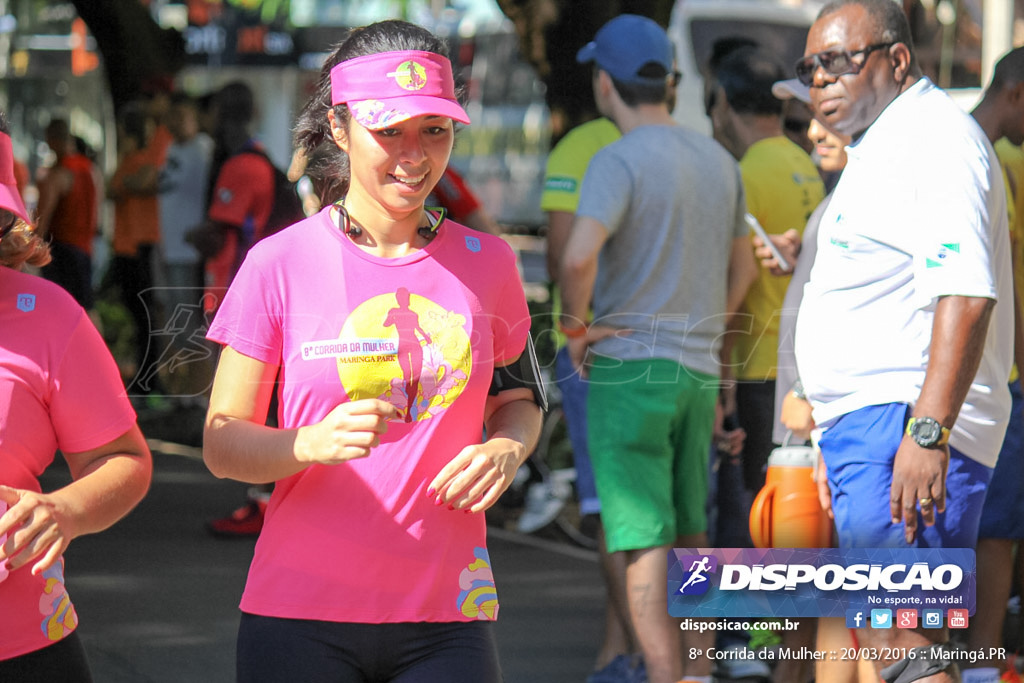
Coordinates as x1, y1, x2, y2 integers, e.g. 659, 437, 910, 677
979, 381, 1024, 539
554, 347, 599, 514
818, 403, 993, 548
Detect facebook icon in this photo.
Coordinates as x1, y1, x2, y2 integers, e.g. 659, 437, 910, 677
845, 609, 865, 629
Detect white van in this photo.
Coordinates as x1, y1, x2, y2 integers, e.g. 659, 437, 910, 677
669, 0, 824, 134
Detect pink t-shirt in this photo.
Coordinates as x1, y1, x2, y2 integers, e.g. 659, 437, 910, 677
0, 268, 136, 660
207, 208, 531, 623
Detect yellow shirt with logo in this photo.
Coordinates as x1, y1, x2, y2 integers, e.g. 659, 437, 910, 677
735, 136, 825, 381
541, 118, 621, 213
541, 118, 621, 345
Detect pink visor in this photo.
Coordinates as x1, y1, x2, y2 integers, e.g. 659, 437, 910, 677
330, 50, 470, 130
0, 132, 28, 224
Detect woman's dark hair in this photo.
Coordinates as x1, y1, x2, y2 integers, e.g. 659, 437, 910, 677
294, 20, 463, 203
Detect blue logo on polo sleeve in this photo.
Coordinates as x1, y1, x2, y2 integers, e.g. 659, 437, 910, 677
16, 293, 35, 312
465, 236, 481, 253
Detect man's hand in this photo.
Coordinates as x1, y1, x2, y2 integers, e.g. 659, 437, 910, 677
780, 392, 815, 440
713, 403, 746, 456
814, 451, 833, 519
566, 325, 623, 377
752, 229, 801, 276
890, 437, 948, 543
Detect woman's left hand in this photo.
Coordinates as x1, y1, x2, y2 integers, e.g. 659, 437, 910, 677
427, 437, 527, 513
0, 486, 75, 576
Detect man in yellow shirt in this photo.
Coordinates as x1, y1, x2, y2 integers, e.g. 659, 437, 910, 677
964, 46, 1024, 683
706, 45, 825, 540
706, 44, 825, 683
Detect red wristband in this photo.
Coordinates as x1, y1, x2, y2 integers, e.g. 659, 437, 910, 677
558, 321, 588, 338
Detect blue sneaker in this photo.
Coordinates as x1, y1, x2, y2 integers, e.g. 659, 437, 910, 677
586, 654, 646, 683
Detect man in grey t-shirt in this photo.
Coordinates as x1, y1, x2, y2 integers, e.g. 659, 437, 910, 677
559, 14, 757, 683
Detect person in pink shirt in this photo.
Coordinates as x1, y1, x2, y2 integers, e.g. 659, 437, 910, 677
0, 113, 152, 681
202, 20, 543, 683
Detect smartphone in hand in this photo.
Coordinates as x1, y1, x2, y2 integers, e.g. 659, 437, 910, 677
745, 213, 792, 273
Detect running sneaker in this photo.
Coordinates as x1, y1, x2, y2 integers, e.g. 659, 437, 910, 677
206, 496, 268, 537
516, 478, 571, 533
586, 654, 646, 683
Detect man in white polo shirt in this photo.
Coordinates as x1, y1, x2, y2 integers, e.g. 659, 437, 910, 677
794, 0, 1012, 679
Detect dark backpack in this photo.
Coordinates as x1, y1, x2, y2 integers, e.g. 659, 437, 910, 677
240, 148, 306, 239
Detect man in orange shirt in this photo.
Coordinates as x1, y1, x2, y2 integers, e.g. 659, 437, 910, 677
36, 118, 98, 309
107, 102, 163, 398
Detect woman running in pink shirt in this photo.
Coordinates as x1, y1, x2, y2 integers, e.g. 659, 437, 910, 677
202, 20, 543, 683
0, 112, 152, 682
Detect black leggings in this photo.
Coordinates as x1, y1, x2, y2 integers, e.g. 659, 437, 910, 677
236, 614, 503, 683
0, 631, 93, 682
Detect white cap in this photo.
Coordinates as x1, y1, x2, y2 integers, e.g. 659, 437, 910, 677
771, 78, 810, 104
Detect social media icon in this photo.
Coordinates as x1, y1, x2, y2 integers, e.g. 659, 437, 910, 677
871, 609, 892, 628
845, 609, 865, 629
922, 610, 943, 628
948, 609, 969, 629
896, 609, 918, 629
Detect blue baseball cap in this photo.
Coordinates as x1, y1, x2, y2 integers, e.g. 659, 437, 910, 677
576, 14, 674, 86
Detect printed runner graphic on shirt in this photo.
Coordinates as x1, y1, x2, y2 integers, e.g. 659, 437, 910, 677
302, 288, 472, 423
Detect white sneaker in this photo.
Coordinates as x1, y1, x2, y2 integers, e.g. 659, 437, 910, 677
516, 479, 570, 533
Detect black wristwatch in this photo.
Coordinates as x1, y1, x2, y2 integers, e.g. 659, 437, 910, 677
906, 417, 951, 449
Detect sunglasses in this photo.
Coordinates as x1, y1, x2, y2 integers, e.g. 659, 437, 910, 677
794, 42, 895, 86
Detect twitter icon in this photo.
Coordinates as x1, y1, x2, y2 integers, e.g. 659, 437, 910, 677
871, 609, 893, 628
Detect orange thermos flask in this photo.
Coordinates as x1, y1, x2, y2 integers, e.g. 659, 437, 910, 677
748, 438, 832, 549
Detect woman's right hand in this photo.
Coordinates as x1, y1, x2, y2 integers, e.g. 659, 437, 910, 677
295, 399, 399, 465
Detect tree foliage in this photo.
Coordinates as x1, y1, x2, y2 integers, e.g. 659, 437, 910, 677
493, 0, 673, 141
70, 0, 185, 114
72, 0, 674, 140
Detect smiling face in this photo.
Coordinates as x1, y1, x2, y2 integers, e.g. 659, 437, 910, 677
805, 4, 903, 138
333, 110, 454, 218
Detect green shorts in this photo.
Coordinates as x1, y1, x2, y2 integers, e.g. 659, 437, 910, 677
587, 358, 716, 553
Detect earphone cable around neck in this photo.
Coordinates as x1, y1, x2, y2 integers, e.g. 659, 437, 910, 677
332, 198, 447, 241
